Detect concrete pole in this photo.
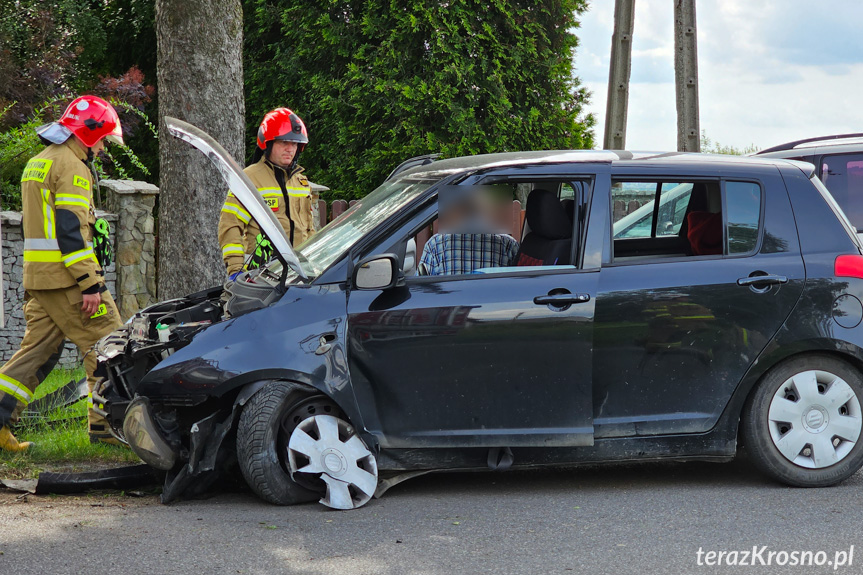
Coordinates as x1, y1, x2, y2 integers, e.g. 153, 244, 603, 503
674, 0, 700, 152
603, 0, 636, 150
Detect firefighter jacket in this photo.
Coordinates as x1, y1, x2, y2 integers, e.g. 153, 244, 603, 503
20, 140, 104, 293
218, 157, 315, 275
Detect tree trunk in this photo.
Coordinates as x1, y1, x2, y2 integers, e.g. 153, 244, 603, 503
155, 0, 244, 299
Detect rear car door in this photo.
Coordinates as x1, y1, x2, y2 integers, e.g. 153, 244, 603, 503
346, 169, 609, 449
593, 165, 806, 438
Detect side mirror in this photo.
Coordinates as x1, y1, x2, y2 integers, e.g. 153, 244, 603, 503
354, 254, 402, 290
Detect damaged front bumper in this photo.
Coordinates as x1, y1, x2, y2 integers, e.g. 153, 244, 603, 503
92, 286, 238, 502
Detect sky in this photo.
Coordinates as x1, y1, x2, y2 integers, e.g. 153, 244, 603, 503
576, 0, 863, 151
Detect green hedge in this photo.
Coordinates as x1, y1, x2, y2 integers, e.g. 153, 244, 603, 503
244, 0, 594, 200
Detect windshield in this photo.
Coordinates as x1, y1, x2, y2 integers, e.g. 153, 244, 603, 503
268, 176, 437, 279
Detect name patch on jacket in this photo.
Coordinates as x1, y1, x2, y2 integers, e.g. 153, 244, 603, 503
73, 175, 91, 191
265, 198, 279, 211
90, 303, 107, 319
21, 159, 53, 183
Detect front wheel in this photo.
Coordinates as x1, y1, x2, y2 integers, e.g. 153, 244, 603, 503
236, 380, 341, 505
742, 355, 863, 487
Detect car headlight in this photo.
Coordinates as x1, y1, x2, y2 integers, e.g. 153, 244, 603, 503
123, 397, 177, 471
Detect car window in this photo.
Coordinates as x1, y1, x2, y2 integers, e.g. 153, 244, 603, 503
810, 175, 863, 249
725, 181, 761, 254
407, 180, 585, 277
821, 153, 863, 231
610, 179, 763, 262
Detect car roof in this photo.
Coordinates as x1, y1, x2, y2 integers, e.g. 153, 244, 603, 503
400, 149, 810, 179
756, 133, 863, 155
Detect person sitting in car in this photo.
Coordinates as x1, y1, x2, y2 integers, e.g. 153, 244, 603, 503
418, 184, 518, 275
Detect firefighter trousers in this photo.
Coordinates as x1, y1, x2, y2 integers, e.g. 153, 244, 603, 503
0, 286, 122, 439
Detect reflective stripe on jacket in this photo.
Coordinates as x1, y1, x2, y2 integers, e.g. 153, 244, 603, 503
20, 141, 103, 292
217, 157, 315, 275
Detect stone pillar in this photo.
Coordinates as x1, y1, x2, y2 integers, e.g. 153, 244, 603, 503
101, 180, 159, 320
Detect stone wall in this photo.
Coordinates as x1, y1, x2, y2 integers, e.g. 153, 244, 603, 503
0, 211, 118, 367
0, 180, 158, 366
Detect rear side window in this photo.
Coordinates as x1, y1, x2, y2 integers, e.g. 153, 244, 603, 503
611, 179, 763, 262
726, 182, 761, 254
821, 153, 863, 231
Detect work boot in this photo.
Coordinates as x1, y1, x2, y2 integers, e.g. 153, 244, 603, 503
0, 426, 32, 452
88, 419, 128, 447
89, 433, 126, 447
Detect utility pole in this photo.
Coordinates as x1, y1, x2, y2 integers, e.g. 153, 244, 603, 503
603, 0, 636, 150
674, 0, 700, 152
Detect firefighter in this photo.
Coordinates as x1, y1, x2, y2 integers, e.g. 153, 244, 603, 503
0, 95, 124, 451
218, 108, 315, 278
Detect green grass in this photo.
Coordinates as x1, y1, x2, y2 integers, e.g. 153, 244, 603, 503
0, 367, 141, 479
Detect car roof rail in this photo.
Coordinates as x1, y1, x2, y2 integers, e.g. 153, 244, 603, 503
385, 153, 441, 181
757, 133, 863, 155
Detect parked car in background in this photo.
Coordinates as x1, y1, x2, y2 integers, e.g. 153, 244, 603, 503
96, 122, 863, 510
755, 133, 863, 234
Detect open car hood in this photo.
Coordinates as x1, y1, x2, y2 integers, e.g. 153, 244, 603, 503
165, 116, 307, 281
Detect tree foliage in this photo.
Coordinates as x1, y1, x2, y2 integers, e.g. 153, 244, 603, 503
244, 0, 594, 199
701, 131, 760, 156
0, 0, 159, 209
0, 1, 596, 207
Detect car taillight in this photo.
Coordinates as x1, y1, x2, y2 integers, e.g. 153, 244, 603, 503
835, 254, 863, 278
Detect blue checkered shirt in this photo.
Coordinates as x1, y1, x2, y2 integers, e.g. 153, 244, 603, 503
419, 233, 519, 275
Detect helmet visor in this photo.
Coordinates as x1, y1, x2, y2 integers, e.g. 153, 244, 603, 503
36, 122, 73, 145
105, 123, 124, 146
273, 132, 309, 145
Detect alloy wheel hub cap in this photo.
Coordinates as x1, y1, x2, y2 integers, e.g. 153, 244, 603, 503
287, 414, 378, 509
767, 370, 862, 469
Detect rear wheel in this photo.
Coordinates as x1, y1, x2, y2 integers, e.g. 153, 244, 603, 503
236, 380, 341, 505
742, 355, 863, 487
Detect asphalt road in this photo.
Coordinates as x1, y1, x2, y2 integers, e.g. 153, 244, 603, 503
1, 457, 862, 575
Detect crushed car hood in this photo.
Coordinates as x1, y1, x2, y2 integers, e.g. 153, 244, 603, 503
165, 116, 307, 280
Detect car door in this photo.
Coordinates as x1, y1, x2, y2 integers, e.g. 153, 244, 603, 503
346, 170, 608, 449
592, 166, 806, 438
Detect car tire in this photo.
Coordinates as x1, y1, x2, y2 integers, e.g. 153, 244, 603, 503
236, 380, 340, 505
742, 354, 863, 487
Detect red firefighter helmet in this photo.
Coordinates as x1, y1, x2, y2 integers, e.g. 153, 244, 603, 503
57, 96, 124, 147
256, 108, 308, 152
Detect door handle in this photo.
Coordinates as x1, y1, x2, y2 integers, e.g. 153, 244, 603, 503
737, 274, 788, 287
533, 293, 591, 305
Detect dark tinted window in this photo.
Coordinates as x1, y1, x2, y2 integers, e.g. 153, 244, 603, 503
821, 153, 863, 230
725, 181, 761, 254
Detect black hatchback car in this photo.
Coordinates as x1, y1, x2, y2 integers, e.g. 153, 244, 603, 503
94, 119, 863, 509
